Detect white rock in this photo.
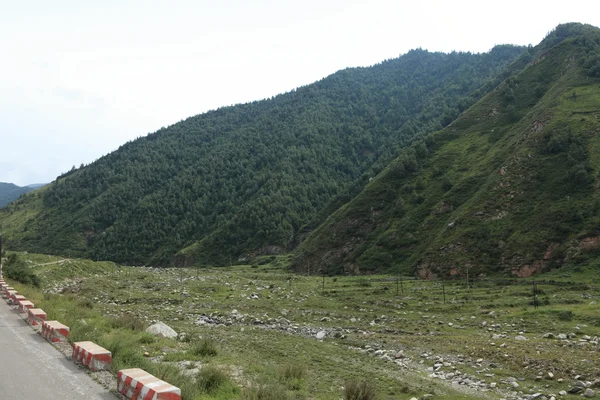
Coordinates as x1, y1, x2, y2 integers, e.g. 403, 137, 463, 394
145, 321, 177, 338
316, 331, 326, 340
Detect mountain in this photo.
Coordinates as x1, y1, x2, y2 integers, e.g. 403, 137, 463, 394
293, 23, 600, 277
0, 183, 34, 208
26, 183, 47, 189
0, 43, 527, 266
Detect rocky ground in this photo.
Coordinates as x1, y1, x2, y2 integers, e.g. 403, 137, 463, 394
11, 255, 600, 399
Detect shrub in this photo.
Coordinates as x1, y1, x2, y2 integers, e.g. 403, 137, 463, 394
138, 332, 156, 344
153, 362, 182, 384
110, 313, 147, 331
356, 278, 372, 287
4, 254, 40, 287
196, 366, 229, 393
100, 333, 152, 373
344, 380, 376, 400
557, 310, 574, 321
77, 299, 94, 309
190, 337, 218, 357
279, 363, 306, 390
240, 384, 290, 400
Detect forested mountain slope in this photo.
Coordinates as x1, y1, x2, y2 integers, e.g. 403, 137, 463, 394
0, 44, 527, 265
294, 23, 600, 276
0, 183, 33, 208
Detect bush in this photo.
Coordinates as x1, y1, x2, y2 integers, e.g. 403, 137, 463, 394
196, 366, 229, 393
280, 364, 306, 381
279, 363, 306, 390
110, 313, 147, 331
100, 333, 151, 373
77, 299, 94, 309
240, 384, 290, 400
190, 337, 218, 357
344, 380, 376, 400
138, 332, 156, 344
4, 254, 40, 287
557, 310, 574, 321
152, 363, 183, 387
356, 278, 372, 287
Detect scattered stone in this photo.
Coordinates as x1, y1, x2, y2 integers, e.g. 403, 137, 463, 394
145, 321, 177, 338
543, 332, 555, 339
584, 389, 596, 398
316, 331, 326, 340
515, 335, 527, 341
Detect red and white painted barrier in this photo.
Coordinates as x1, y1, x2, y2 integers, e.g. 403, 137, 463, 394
6, 289, 17, 299
2, 286, 14, 298
117, 368, 181, 400
13, 294, 26, 306
27, 308, 47, 325
41, 321, 70, 343
7, 290, 19, 304
72, 341, 112, 371
18, 300, 34, 313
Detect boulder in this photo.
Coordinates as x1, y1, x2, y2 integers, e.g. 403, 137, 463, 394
145, 321, 177, 338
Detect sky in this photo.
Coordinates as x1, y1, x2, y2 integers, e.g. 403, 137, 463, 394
1, 1, 599, 186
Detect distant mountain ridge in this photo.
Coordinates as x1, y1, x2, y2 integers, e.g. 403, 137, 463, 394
0, 182, 34, 208
26, 183, 47, 189
0, 43, 527, 265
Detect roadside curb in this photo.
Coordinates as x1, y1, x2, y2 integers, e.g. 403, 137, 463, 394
2, 279, 182, 400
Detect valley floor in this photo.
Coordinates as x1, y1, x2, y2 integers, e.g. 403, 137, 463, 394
6, 253, 600, 400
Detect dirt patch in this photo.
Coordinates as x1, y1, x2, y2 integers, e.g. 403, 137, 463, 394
579, 236, 600, 250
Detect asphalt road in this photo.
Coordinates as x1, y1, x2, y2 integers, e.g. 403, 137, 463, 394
0, 300, 114, 399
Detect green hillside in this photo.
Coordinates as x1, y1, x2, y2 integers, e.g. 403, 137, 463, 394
0, 45, 527, 265
294, 23, 600, 276
0, 182, 33, 208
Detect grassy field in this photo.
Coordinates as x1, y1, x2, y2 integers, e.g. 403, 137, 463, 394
5, 252, 600, 399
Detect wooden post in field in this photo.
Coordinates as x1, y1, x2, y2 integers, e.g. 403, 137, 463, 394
442, 280, 446, 304
466, 265, 470, 304
466, 265, 469, 290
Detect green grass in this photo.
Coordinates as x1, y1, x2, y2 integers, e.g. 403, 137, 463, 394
5, 251, 600, 399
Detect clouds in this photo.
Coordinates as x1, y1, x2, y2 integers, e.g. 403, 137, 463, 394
1, 0, 599, 185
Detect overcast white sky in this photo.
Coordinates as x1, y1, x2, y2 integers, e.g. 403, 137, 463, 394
1, 0, 598, 186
